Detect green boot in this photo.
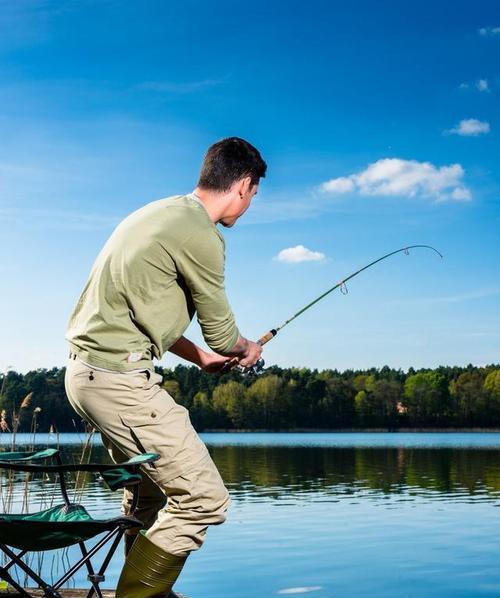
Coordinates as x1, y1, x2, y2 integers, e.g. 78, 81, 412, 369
124, 530, 138, 556
116, 531, 188, 598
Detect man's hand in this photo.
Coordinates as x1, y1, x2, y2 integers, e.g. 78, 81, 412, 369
169, 336, 256, 375
227, 335, 263, 368
238, 340, 263, 368
199, 352, 232, 374
169, 334, 263, 375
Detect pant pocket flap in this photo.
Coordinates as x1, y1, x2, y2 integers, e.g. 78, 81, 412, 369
120, 394, 176, 428
118, 395, 210, 486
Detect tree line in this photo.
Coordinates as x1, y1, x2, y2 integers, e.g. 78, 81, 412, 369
0, 363, 499, 433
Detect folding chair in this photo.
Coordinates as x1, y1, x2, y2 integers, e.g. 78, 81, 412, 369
0, 448, 160, 598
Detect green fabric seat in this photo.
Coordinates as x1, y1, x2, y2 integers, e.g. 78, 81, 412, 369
0, 504, 141, 551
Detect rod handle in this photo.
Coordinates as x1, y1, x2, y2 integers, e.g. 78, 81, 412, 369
257, 329, 277, 346
219, 329, 277, 374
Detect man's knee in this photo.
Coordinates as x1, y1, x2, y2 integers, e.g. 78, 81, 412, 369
197, 460, 231, 525
208, 484, 231, 525
165, 470, 231, 526
122, 486, 167, 528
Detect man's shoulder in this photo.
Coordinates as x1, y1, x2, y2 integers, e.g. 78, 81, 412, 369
119, 194, 222, 247
129, 194, 210, 224
133, 194, 188, 216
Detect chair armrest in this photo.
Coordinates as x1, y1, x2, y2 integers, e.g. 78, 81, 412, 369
0, 452, 160, 474
101, 468, 143, 491
0, 448, 59, 467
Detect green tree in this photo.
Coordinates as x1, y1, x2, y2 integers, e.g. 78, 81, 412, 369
371, 379, 401, 428
318, 376, 356, 428
212, 381, 247, 428
190, 391, 214, 430
2, 363, 500, 433
354, 390, 369, 426
483, 369, 500, 424
404, 371, 449, 425
484, 370, 500, 398
449, 370, 487, 426
247, 375, 285, 429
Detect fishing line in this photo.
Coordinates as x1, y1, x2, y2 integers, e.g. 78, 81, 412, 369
223, 245, 443, 375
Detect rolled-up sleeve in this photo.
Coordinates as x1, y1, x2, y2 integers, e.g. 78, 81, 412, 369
175, 230, 239, 354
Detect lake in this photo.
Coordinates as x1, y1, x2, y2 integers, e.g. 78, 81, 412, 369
1, 432, 500, 597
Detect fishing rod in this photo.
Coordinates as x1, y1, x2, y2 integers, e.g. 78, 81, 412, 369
222, 245, 443, 375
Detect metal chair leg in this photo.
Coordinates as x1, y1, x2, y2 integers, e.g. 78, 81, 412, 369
0, 565, 33, 597
0, 543, 63, 598
85, 530, 124, 598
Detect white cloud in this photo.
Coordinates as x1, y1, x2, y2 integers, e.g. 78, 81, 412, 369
450, 187, 471, 201
479, 26, 500, 36
461, 79, 491, 92
476, 79, 490, 92
321, 176, 355, 193
446, 118, 490, 136
319, 158, 471, 202
278, 588, 323, 595
275, 245, 326, 263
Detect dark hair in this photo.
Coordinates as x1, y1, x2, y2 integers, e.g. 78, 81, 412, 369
197, 137, 267, 191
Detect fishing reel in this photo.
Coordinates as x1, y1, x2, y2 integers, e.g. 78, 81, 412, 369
240, 358, 265, 377
219, 357, 265, 377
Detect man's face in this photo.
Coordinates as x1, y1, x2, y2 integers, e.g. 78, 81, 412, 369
220, 183, 259, 228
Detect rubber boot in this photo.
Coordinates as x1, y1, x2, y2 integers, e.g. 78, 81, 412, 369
115, 530, 187, 598
124, 531, 138, 556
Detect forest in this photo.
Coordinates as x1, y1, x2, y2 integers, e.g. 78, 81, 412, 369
1, 362, 500, 433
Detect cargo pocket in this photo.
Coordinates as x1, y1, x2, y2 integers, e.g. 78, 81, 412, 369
119, 390, 209, 485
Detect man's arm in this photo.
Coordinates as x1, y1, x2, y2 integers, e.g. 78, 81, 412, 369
175, 229, 263, 366
175, 231, 238, 354
169, 336, 225, 372
169, 335, 262, 372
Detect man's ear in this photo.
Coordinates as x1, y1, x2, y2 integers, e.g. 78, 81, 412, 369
236, 176, 252, 198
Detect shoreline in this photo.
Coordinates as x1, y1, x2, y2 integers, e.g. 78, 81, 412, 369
202, 427, 500, 433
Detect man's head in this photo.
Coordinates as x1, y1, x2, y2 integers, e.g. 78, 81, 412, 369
198, 137, 267, 191
196, 137, 267, 227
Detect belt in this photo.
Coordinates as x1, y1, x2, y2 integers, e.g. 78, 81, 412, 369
68, 351, 151, 379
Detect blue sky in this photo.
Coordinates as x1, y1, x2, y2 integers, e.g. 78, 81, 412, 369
0, 0, 499, 374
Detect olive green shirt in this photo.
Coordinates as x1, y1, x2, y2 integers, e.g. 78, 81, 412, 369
66, 194, 239, 372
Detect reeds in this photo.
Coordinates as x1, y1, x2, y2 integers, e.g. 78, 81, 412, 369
0, 391, 39, 514
0, 387, 53, 590
0, 380, 96, 592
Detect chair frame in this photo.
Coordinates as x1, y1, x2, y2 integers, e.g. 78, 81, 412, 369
0, 449, 159, 598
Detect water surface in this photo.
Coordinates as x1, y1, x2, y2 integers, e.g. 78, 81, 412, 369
1, 433, 500, 597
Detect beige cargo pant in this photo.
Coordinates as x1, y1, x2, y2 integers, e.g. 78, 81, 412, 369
64, 354, 231, 557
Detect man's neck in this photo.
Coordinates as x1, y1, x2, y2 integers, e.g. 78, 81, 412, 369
192, 187, 233, 224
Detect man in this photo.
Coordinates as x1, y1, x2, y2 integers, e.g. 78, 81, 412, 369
64, 137, 266, 597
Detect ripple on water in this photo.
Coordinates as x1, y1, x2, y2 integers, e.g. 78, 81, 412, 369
277, 587, 323, 594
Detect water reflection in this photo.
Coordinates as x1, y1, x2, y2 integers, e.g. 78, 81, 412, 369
210, 445, 500, 504
2, 441, 500, 512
